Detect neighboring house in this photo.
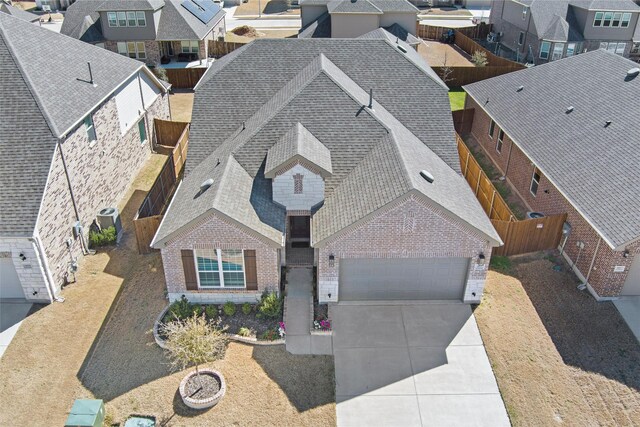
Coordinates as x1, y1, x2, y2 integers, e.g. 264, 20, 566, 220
151, 35, 502, 307
61, 0, 226, 67
0, 13, 170, 303
464, 49, 640, 300
490, 0, 640, 63
299, 0, 420, 42
0, 1, 40, 22
36, 0, 74, 11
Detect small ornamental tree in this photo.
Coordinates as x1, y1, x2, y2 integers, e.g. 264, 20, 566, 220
471, 50, 488, 67
161, 314, 228, 388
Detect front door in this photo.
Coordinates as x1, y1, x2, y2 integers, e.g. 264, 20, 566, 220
289, 216, 310, 248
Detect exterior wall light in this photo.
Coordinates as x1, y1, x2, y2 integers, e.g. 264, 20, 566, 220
478, 253, 486, 264
19, 252, 27, 261
328, 254, 335, 267
623, 250, 630, 258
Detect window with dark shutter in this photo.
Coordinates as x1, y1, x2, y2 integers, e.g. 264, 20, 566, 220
244, 250, 258, 291
181, 249, 198, 290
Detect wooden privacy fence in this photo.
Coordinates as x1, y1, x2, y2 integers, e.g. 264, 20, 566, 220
458, 135, 568, 256
165, 68, 207, 89
417, 23, 492, 41
208, 40, 245, 58
452, 108, 474, 134
458, 135, 515, 222
133, 121, 189, 254
492, 214, 568, 256
434, 65, 524, 86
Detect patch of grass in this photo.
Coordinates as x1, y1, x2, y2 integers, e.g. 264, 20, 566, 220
490, 256, 513, 273
448, 89, 466, 111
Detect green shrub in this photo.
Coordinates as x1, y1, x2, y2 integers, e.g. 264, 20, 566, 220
192, 305, 203, 317
238, 327, 251, 337
88, 226, 117, 248
223, 301, 236, 316
490, 256, 512, 273
257, 291, 282, 319
167, 296, 192, 320
205, 305, 218, 319
260, 328, 279, 341
242, 302, 252, 315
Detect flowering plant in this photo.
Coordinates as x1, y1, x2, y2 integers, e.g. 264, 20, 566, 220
313, 319, 331, 331
277, 321, 286, 337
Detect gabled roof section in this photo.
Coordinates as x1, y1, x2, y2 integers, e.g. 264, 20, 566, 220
1, 12, 157, 138
61, 0, 105, 43
569, 0, 640, 11
265, 123, 333, 178
298, 10, 331, 38
327, 0, 382, 14
359, 25, 421, 46
369, 0, 419, 13
0, 2, 39, 22
157, 0, 225, 40
464, 49, 640, 250
96, 0, 165, 11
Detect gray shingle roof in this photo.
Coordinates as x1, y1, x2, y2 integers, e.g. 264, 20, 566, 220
153, 43, 501, 247
327, 0, 382, 14
298, 11, 331, 38
0, 13, 163, 237
569, 0, 640, 11
265, 123, 333, 178
0, 2, 40, 22
368, 0, 419, 13
359, 25, 421, 46
464, 49, 640, 249
62, 0, 225, 43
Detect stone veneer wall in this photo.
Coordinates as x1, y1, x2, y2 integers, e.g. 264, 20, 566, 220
467, 95, 639, 297
36, 87, 169, 296
0, 238, 52, 302
316, 195, 493, 304
160, 212, 281, 304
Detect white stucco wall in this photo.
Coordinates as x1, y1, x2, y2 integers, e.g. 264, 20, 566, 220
331, 14, 380, 38
272, 164, 324, 211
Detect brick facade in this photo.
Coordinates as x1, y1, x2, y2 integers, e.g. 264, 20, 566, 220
36, 87, 169, 297
160, 212, 281, 304
467, 95, 639, 298
316, 195, 492, 304
104, 40, 162, 66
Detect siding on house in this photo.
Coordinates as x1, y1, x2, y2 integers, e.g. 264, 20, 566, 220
316, 195, 492, 304
160, 212, 281, 303
37, 90, 169, 292
467, 95, 640, 297
0, 237, 51, 302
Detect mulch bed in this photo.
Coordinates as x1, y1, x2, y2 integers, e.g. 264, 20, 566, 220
185, 373, 221, 400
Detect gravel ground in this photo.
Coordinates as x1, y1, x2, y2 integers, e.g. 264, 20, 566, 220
475, 252, 640, 426
234, 0, 300, 16
418, 41, 474, 67
0, 153, 335, 426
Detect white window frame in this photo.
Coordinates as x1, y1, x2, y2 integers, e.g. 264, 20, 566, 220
180, 40, 199, 54
127, 11, 137, 27
489, 119, 496, 138
603, 12, 613, 27
594, 11, 603, 27
118, 41, 146, 59
496, 129, 504, 153
195, 249, 246, 289
84, 114, 96, 143
566, 42, 576, 56
530, 168, 541, 196
117, 11, 127, 27
540, 41, 551, 59
612, 12, 622, 27
621, 12, 631, 28
107, 12, 117, 27
615, 42, 626, 55
136, 11, 146, 27
551, 43, 564, 61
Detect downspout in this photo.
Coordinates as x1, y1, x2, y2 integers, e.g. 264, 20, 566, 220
29, 235, 61, 302
584, 237, 602, 285
503, 138, 515, 178
57, 138, 90, 256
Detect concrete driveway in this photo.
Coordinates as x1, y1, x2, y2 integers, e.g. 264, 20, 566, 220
332, 302, 510, 427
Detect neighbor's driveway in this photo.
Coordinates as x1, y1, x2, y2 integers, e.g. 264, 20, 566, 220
332, 302, 509, 427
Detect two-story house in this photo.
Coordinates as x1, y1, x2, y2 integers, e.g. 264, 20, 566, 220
61, 0, 226, 67
298, 0, 421, 44
0, 13, 170, 303
490, 0, 640, 63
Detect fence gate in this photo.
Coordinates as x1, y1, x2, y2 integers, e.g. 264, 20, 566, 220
491, 214, 567, 256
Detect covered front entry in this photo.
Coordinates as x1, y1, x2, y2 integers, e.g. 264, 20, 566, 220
0, 257, 24, 300
286, 215, 313, 266
339, 258, 470, 301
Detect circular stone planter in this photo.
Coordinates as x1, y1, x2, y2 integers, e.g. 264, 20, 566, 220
179, 369, 226, 410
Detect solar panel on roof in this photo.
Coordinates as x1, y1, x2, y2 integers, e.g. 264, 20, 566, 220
181, 0, 221, 24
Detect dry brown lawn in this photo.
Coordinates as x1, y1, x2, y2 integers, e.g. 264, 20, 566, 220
476, 254, 640, 426
225, 28, 299, 43
418, 41, 474, 67
169, 91, 194, 123
234, 0, 300, 17
0, 153, 335, 426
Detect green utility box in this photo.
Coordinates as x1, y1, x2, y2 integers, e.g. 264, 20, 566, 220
64, 399, 105, 427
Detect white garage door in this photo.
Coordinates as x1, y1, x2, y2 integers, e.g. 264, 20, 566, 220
0, 258, 25, 299
339, 258, 470, 301
621, 255, 640, 296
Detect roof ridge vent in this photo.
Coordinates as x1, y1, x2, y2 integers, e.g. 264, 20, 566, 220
516, 85, 524, 92
626, 67, 640, 80
566, 106, 574, 114
419, 170, 435, 184
200, 178, 214, 193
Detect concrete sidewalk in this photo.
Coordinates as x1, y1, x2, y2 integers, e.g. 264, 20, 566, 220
284, 267, 312, 354
614, 296, 640, 344
0, 301, 32, 359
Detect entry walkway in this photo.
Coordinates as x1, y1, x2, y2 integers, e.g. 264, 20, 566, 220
284, 267, 313, 354
332, 302, 509, 427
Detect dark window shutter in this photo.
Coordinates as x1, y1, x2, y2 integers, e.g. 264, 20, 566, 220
244, 250, 258, 290
181, 249, 198, 290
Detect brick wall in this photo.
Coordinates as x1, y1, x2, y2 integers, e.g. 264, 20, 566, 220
160, 212, 281, 304
468, 96, 639, 297
37, 88, 169, 295
104, 40, 161, 66
316, 195, 492, 304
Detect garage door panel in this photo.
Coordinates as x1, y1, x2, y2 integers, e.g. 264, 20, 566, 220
339, 258, 469, 301
0, 258, 25, 299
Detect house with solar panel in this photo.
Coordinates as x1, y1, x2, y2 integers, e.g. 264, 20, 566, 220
61, 0, 226, 68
